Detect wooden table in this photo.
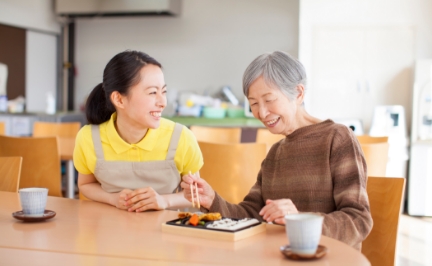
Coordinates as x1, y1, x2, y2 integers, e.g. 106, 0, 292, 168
0, 192, 370, 265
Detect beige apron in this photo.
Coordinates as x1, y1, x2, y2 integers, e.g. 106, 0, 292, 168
91, 123, 183, 194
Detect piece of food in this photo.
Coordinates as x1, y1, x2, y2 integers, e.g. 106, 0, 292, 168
206, 218, 260, 231
180, 217, 190, 224
189, 214, 199, 226
199, 213, 222, 221
178, 212, 222, 221
178, 212, 194, 219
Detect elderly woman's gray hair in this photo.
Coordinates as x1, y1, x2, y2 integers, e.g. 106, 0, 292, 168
242, 51, 307, 100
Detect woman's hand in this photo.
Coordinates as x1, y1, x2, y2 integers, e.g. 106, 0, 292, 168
180, 172, 215, 209
111, 189, 133, 210
123, 187, 168, 212
259, 199, 298, 224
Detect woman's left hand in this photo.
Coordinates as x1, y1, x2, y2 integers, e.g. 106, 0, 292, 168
124, 187, 168, 212
259, 199, 298, 224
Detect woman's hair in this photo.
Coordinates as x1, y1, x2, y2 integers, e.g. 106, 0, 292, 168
242, 51, 307, 100
85, 50, 162, 124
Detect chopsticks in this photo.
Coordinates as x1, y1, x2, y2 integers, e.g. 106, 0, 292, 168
189, 171, 200, 208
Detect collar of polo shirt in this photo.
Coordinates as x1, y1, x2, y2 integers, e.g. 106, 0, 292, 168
106, 113, 159, 154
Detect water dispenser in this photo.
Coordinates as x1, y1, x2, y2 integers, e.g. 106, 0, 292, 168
408, 59, 432, 216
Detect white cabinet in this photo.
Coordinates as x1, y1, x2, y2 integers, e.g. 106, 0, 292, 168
309, 26, 414, 132
0, 112, 86, 136
408, 141, 432, 216
0, 115, 38, 136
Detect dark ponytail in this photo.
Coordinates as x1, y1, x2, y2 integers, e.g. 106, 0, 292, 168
85, 50, 162, 125
85, 83, 115, 124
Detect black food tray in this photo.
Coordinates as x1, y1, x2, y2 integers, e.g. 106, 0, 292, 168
165, 217, 261, 233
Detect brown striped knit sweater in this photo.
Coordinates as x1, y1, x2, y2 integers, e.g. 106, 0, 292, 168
206, 119, 373, 250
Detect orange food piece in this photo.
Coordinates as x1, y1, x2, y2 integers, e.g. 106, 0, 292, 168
189, 214, 199, 226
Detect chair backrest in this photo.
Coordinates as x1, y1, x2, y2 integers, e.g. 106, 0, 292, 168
357, 135, 389, 177
33, 121, 81, 138
357, 135, 388, 144
0, 135, 62, 197
362, 176, 405, 266
0, 156, 23, 192
0, 121, 5, 135
190, 126, 241, 143
256, 128, 285, 153
33, 121, 80, 160
198, 141, 267, 203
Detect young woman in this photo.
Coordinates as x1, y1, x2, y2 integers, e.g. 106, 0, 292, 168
182, 51, 372, 250
74, 50, 203, 212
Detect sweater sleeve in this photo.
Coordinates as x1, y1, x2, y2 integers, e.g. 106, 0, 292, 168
322, 128, 373, 249
205, 170, 265, 221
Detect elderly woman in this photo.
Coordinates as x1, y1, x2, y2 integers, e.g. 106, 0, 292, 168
181, 51, 372, 250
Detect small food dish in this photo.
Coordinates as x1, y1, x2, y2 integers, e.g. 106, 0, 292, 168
280, 245, 328, 260
12, 210, 56, 222
227, 108, 245, 118
202, 107, 226, 119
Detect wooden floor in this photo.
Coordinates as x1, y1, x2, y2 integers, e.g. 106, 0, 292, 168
396, 214, 432, 266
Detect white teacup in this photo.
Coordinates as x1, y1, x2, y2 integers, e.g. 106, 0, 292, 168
285, 213, 324, 256
19, 188, 49, 217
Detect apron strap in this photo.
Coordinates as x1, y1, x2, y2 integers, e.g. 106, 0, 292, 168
166, 123, 183, 161
91, 125, 104, 160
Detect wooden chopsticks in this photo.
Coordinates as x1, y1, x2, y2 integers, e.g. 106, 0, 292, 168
189, 171, 200, 208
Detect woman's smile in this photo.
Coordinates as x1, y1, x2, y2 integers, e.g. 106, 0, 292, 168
150, 111, 162, 119
265, 117, 280, 127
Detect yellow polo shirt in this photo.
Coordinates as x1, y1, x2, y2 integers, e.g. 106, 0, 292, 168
73, 113, 203, 176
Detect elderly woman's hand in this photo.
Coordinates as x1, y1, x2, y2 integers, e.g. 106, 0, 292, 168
259, 199, 298, 224
180, 172, 215, 209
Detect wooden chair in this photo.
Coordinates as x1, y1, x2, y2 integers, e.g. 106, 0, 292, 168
357, 135, 389, 144
198, 141, 267, 203
0, 157, 23, 192
357, 135, 389, 177
33, 121, 80, 160
362, 176, 405, 266
256, 128, 285, 153
33, 122, 81, 198
0, 121, 4, 135
33, 121, 81, 138
190, 126, 241, 143
79, 192, 90, 201
0, 135, 62, 197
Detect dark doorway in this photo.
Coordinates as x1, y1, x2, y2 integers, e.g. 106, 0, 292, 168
0, 24, 26, 101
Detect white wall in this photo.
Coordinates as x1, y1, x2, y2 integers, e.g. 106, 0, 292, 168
299, 0, 432, 134
74, 0, 299, 110
0, 0, 61, 33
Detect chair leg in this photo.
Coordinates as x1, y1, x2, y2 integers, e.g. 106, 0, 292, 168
66, 160, 75, 198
